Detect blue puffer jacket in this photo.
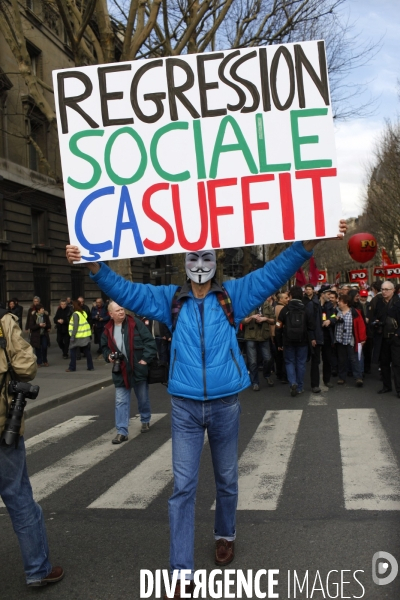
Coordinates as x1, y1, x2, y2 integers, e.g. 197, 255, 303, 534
90, 241, 312, 400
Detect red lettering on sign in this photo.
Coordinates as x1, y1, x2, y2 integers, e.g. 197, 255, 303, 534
241, 174, 272, 244
207, 178, 236, 248
172, 183, 208, 251
295, 168, 337, 237
279, 173, 295, 240
142, 183, 175, 251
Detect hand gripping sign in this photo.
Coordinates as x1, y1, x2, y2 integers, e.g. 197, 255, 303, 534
53, 40, 343, 262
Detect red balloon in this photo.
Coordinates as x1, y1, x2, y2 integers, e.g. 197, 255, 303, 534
347, 233, 377, 263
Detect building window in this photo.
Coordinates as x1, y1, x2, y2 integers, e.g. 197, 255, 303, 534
33, 267, 50, 311
26, 41, 43, 79
0, 265, 5, 305
31, 208, 47, 245
70, 268, 84, 300
0, 68, 12, 159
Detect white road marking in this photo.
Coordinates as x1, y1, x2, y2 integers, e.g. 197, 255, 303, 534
338, 408, 400, 510
308, 393, 327, 406
236, 410, 303, 510
27, 414, 167, 503
25, 416, 98, 456
90, 432, 208, 509
88, 438, 173, 509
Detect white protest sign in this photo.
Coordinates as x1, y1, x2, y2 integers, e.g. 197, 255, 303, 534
53, 40, 342, 263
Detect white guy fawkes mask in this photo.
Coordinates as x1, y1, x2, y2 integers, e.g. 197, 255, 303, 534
185, 250, 216, 285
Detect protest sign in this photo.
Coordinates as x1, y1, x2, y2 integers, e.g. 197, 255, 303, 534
53, 40, 342, 263
385, 265, 400, 279
373, 266, 386, 277
318, 270, 327, 283
349, 269, 368, 283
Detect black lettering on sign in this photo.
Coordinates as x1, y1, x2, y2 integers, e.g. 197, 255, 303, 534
197, 53, 227, 118
230, 51, 260, 114
294, 41, 329, 108
166, 58, 200, 121
98, 64, 134, 127
218, 50, 246, 112
270, 47, 295, 111
131, 60, 166, 123
259, 48, 271, 112
57, 71, 99, 134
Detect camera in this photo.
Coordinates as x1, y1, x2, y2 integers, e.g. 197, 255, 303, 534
0, 381, 39, 449
110, 351, 124, 374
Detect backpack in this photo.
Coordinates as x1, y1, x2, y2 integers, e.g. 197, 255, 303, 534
285, 305, 305, 343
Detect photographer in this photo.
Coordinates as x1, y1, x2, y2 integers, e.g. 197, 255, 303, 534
370, 280, 400, 396
101, 302, 157, 442
0, 303, 64, 587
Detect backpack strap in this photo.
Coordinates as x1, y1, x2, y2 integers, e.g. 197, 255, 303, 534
171, 285, 235, 332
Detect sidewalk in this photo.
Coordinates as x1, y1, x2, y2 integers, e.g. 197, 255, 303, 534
25, 333, 113, 419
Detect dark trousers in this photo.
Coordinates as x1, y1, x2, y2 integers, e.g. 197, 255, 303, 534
321, 342, 332, 384
56, 330, 69, 357
69, 344, 94, 371
275, 347, 287, 380
363, 337, 373, 373
310, 344, 322, 388
34, 336, 48, 365
380, 336, 400, 392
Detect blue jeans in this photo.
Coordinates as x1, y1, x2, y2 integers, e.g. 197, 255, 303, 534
246, 340, 271, 384
169, 395, 241, 578
284, 345, 308, 391
115, 381, 151, 435
0, 438, 52, 584
69, 344, 94, 371
336, 343, 363, 381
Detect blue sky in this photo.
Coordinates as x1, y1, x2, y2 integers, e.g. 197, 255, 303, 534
334, 0, 400, 217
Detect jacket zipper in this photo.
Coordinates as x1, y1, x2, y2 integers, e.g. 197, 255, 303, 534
231, 349, 242, 377
200, 309, 207, 400
171, 349, 177, 377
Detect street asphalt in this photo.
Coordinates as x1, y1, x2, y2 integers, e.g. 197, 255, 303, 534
1, 349, 400, 600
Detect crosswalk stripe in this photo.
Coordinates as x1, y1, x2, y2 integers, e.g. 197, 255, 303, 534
25, 416, 98, 456
28, 414, 167, 503
236, 410, 303, 510
338, 408, 400, 510
88, 438, 173, 509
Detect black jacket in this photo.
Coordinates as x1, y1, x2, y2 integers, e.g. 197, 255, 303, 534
276, 299, 315, 347
54, 306, 72, 334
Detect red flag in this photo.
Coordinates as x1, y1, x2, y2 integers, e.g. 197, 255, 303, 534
382, 248, 392, 266
335, 272, 341, 286
318, 270, 327, 283
308, 257, 319, 285
348, 269, 368, 284
295, 267, 307, 287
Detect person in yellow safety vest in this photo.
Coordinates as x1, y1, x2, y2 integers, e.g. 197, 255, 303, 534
66, 300, 94, 372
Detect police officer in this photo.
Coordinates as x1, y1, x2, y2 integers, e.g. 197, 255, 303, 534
0, 303, 64, 587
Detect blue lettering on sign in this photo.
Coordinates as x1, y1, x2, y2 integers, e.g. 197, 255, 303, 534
113, 186, 145, 257
74, 186, 144, 260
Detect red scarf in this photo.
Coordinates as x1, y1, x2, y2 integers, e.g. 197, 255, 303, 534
104, 315, 136, 389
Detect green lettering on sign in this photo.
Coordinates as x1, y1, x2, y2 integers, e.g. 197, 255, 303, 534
291, 108, 332, 170
150, 122, 190, 182
210, 115, 258, 179
67, 130, 104, 190
256, 114, 291, 172
105, 127, 147, 185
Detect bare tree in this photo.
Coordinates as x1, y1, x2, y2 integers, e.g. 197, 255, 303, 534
363, 120, 400, 260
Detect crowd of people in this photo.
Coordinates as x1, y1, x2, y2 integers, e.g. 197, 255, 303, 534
239, 279, 400, 398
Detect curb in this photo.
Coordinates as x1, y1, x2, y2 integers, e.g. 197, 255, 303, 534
25, 377, 114, 419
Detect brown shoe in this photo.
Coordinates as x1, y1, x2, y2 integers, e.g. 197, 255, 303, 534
164, 579, 194, 599
27, 566, 64, 587
215, 538, 235, 566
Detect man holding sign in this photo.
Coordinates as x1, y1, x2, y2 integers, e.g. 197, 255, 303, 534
59, 37, 346, 597
66, 223, 345, 596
